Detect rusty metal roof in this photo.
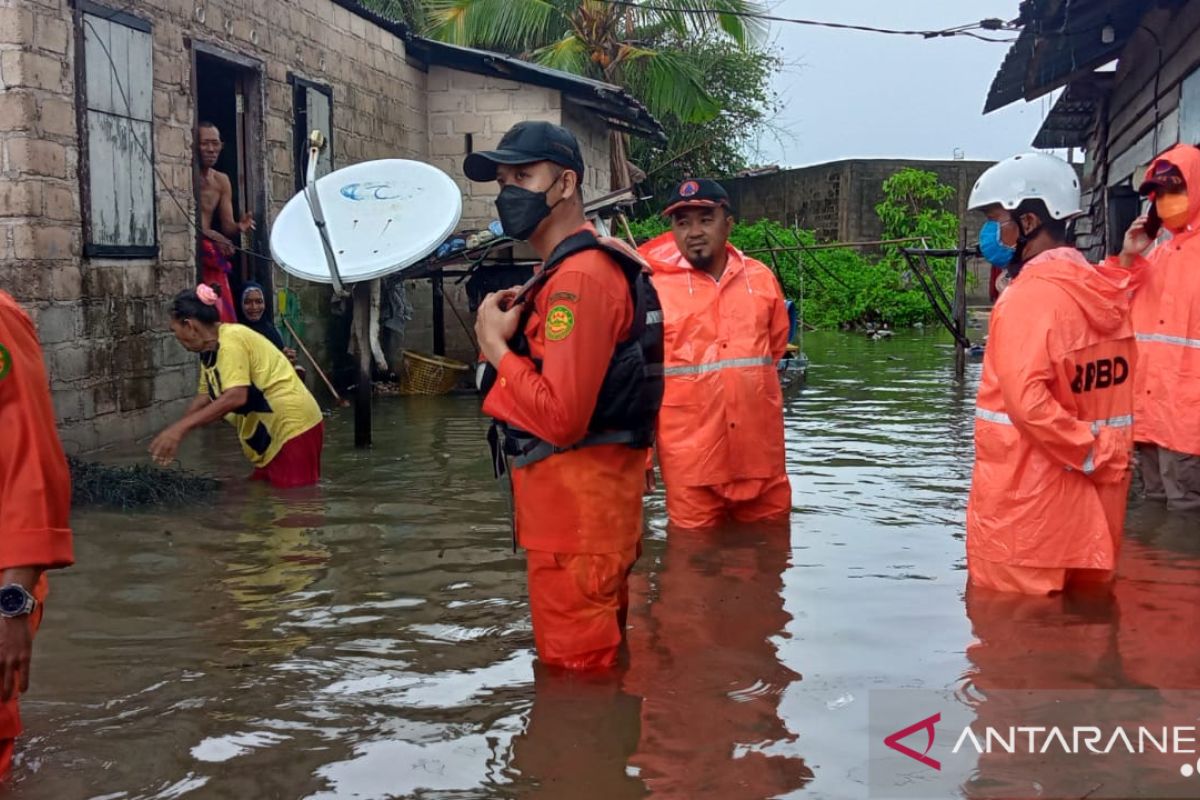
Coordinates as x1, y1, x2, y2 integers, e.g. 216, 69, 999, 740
984, 0, 1149, 113
1030, 73, 1114, 148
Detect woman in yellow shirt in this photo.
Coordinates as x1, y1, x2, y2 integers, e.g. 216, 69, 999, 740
150, 285, 325, 488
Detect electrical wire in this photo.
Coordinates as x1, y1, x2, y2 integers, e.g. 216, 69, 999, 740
598, 0, 1019, 42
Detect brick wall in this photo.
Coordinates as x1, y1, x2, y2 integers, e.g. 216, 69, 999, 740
0, 0, 427, 449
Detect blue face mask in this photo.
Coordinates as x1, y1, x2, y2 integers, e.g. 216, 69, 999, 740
979, 220, 1016, 268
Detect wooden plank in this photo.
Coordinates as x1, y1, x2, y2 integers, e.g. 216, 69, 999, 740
130, 119, 155, 247
112, 116, 134, 245
108, 19, 131, 117
1182, 67, 1200, 145
83, 14, 114, 115
86, 111, 118, 245
1109, 107, 1180, 187
126, 27, 153, 121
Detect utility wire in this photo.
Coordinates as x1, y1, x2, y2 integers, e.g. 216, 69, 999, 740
599, 0, 1019, 42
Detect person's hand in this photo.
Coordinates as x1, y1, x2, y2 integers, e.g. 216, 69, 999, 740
644, 467, 657, 493
207, 230, 236, 258
283, 347, 298, 364
1120, 215, 1152, 266
149, 423, 188, 467
475, 286, 523, 366
237, 212, 256, 234
0, 616, 32, 702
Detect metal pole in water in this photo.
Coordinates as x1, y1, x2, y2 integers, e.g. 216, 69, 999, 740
354, 282, 372, 448
953, 226, 969, 379
432, 273, 446, 357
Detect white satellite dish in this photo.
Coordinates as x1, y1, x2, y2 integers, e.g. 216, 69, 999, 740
270, 158, 463, 287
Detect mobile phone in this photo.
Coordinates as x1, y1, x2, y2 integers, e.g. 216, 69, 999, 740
1144, 203, 1162, 239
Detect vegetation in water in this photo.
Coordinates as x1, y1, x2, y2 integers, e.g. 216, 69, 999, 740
69, 457, 221, 510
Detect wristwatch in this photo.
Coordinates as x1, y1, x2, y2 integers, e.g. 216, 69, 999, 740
0, 584, 36, 618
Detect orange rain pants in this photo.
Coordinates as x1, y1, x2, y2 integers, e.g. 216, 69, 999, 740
481, 229, 648, 670
664, 473, 792, 530
966, 248, 1136, 595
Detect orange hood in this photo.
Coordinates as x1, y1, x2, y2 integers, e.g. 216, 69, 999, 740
1143, 144, 1200, 231
1020, 248, 1132, 335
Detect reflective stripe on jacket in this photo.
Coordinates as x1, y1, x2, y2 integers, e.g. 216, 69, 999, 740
638, 233, 790, 488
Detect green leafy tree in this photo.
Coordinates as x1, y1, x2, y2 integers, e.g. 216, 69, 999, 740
366, 0, 769, 186
628, 39, 781, 204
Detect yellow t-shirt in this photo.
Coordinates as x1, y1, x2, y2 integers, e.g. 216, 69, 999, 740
197, 324, 322, 467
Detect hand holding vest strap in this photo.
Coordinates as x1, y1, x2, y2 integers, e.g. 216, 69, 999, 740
478, 229, 665, 469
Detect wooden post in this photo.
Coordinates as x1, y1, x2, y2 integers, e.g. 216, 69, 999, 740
953, 226, 969, 379
432, 272, 446, 356
353, 282, 372, 448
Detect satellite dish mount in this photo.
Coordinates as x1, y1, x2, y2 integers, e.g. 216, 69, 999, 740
302, 130, 348, 297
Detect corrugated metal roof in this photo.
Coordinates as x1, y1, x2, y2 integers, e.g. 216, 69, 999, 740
406, 38, 666, 143
984, 0, 1149, 113
1031, 73, 1113, 148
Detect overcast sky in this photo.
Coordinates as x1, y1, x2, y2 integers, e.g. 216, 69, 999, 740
750, 1, 1052, 166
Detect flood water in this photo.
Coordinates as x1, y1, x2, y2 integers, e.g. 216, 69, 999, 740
15, 332, 1200, 799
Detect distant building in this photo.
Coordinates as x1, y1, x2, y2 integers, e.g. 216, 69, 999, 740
725, 158, 994, 247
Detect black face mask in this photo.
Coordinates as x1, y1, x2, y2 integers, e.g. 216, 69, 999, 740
495, 181, 565, 241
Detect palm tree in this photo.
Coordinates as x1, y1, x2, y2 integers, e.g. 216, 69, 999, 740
363, 0, 764, 187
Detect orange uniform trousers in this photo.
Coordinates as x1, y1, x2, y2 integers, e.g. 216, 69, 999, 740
665, 473, 792, 531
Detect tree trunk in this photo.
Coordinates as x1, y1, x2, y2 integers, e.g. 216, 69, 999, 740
609, 129, 632, 191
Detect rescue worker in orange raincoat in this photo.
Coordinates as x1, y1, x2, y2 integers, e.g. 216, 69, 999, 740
638, 179, 792, 530
0, 291, 75, 774
965, 153, 1136, 595
1114, 145, 1200, 511
468, 121, 663, 670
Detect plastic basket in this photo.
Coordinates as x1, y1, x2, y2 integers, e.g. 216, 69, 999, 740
396, 350, 469, 395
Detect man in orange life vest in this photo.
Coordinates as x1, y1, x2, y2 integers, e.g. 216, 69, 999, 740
0, 291, 75, 773
468, 121, 662, 670
1114, 145, 1200, 512
638, 179, 792, 530
966, 153, 1136, 595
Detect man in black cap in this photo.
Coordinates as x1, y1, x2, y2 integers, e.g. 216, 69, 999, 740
638, 178, 792, 530
469, 121, 662, 670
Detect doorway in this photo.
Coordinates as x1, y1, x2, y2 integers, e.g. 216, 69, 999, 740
191, 44, 269, 315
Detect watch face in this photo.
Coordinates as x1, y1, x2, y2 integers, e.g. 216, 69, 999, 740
0, 587, 27, 615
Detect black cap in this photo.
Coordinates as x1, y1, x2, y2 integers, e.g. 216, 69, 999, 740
1138, 159, 1186, 195
661, 178, 731, 216
463, 121, 585, 183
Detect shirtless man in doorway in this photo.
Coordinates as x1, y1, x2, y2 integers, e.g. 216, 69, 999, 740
196, 120, 254, 323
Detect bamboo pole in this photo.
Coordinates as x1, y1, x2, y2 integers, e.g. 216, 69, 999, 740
282, 318, 348, 407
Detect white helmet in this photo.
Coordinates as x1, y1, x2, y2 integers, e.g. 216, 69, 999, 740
968, 152, 1082, 220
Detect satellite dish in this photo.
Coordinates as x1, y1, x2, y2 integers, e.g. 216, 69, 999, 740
270, 159, 463, 286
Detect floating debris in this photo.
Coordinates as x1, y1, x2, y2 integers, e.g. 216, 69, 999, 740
68, 457, 220, 510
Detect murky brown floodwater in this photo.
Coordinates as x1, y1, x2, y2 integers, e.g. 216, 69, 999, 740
13, 332, 1200, 799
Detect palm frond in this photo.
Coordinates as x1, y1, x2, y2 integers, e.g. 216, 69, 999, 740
422, 0, 568, 51
629, 0, 766, 47
619, 45, 720, 123
529, 33, 593, 75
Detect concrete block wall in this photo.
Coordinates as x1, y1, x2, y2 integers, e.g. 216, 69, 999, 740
0, 0, 429, 449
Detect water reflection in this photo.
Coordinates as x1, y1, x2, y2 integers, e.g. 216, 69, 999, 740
15, 332, 1200, 799
625, 524, 812, 798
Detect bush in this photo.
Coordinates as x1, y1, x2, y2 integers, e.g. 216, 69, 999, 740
623, 168, 964, 330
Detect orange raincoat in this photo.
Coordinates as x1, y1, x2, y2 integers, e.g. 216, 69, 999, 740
0, 291, 74, 772
967, 248, 1136, 594
638, 233, 791, 529
1115, 145, 1200, 457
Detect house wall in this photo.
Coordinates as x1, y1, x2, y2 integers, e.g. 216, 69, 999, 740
1075, 3, 1200, 258
3, 0, 629, 449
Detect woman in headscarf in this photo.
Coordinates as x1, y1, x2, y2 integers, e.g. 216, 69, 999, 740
240, 282, 306, 380
149, 285, 324, 488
